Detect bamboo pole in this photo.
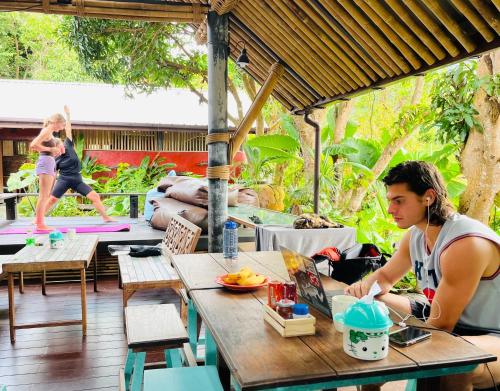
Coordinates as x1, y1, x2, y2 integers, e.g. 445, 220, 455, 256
307, 1, 385, 80
422, 0, 476, 52
321, 1, 400, 76
451, 0, 496, 41
0, 1, 206, 22
230, 29, 316, 107
228, 41, 303, 108
469, 0, 500, 35
236, 3, 341, 96
347, 0, 423, 70
42, 0, 49, 12
364, 0, 436, 65
231, 62, 284, 160
232, 28, 317, 103
266, 0, 357, 91
211, 0, 239, 15
403, 0, 460, 57
231, 29, 315, 107
76, 0, 197, 13
293, 0, 375, 84
273, 0, 362, 89
386, 0, 446, 60
492, 0, 500, 12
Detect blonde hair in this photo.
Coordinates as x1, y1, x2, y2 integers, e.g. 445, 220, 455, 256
43, 113, 66, 127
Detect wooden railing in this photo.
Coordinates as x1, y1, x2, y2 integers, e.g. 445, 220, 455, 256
0, 192, 147, 220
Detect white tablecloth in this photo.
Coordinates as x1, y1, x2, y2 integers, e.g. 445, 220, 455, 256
255, 225, 357, 257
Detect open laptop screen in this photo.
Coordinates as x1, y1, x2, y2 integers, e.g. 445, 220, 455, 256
280, 246, 333, 317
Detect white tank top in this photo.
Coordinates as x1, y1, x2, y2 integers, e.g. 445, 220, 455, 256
409, 213, 500, 333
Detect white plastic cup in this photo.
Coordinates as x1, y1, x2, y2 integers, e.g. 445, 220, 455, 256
332, 295, 358, 332
67, 228, 77, 240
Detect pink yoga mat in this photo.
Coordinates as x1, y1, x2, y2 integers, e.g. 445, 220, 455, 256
0, 224, 131, 235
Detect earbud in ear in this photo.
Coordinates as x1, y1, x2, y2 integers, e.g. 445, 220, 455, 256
426, 197, 430, 205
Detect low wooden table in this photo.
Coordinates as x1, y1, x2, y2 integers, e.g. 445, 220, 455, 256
118, 254, 181, 307
172, 251, 497, 391
2, 235, 98, 343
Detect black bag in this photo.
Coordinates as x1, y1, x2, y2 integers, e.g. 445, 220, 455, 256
129, 245, 162, 257
328, 243, 388, 285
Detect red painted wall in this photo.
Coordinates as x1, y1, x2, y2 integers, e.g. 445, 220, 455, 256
84, 150, 246, 177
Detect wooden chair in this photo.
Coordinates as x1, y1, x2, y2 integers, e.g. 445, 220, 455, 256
161, 215, 202, 262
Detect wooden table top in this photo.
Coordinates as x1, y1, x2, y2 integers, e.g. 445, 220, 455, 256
175, 251, 497, 390
2, 235, 98, 273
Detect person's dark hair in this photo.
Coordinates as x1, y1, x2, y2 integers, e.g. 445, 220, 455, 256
383, 161, 453, 225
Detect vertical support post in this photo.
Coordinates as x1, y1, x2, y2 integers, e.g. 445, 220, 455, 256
5, 196, 17, 221
129, 194, 138, 218
0, 140, 4, 191
304, 113, 321, 214
207, 11, 229, 253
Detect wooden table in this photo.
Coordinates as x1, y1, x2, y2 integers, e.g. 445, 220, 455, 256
2, 235, 98, 343
172, 251, 496, 391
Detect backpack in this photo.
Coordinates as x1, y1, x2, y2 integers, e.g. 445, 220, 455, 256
312, 243, 388, 285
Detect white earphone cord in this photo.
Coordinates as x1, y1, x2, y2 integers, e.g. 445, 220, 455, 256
422, 200, 441, 322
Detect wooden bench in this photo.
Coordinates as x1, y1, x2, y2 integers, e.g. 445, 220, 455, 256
122, 304, 190, 391
119, 254, 181, 308
118, 215, 201, 316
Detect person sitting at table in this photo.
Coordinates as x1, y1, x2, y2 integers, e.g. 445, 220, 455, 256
44, 106, 115, 223
345, 161, 499, 391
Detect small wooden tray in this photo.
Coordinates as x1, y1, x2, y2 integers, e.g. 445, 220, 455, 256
263, 304, 316, 337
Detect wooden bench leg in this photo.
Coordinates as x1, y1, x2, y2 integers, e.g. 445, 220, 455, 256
42, 270, 46, 295
93, 252, 98, 292
187, 299, 199, 356
8, 273, 16, 343
205, 328, 217, 366
19, 272, 24, 294
131, 352, 146, 391
81, 268, 87, 337
165, 348, 182, 368
124, 349, 136, 388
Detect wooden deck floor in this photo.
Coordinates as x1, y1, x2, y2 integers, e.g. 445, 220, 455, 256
0, 278, 179, 391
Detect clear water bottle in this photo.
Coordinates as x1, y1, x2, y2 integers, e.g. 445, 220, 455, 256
223, 220, 238, 259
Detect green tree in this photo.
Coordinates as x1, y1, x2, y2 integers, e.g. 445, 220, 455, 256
60, 18, 259, 126
0, 13, 93, 81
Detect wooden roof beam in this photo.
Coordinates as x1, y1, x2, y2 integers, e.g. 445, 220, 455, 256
211, 0, 239, 15
230, 15, 322, 101
231, 63, 284, 160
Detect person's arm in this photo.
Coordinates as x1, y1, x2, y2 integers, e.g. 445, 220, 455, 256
344, 230, 413, 298
30, 127, 59, 154
426, 237, 493, 331
64, 105, 72, 141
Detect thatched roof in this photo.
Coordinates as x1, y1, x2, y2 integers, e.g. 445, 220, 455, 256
2, 0, 499, 113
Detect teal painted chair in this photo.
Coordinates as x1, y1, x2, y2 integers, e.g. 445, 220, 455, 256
123, 304, 189, 391
144, 364, 223, 391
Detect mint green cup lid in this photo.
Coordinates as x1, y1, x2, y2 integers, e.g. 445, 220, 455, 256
49, 230, 64, 240
342, 301, 393, 330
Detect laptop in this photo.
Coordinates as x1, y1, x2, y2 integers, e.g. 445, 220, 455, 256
280, 246, 344, 317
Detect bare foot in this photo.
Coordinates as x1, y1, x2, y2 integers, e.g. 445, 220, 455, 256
35, 224, 54, 232
103, 217, 117, 223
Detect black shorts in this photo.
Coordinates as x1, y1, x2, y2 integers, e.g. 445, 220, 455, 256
52, 175, 93, 198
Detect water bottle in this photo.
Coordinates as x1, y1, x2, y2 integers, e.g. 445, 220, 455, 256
25, 229, 35, 246
223, 220, 238, 260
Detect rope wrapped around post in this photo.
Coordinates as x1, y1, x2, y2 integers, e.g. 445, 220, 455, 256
74, 0, 85, 17
205, 133, 231, 180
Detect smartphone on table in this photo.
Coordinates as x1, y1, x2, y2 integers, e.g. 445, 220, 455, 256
389, 326, 432, 346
